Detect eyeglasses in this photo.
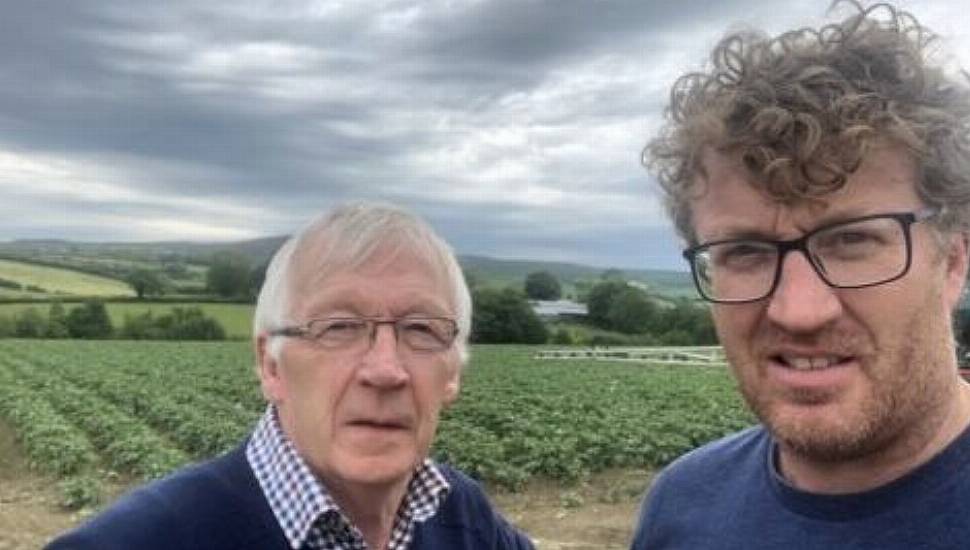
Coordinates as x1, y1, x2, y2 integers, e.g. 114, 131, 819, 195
269, 316, 459, 353
683, 208, 939, 304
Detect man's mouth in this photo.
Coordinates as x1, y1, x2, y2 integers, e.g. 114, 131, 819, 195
774, 354, 853, 371
348, 418, 409, 430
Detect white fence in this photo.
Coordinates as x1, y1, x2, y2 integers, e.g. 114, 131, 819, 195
534, 346, 728, 367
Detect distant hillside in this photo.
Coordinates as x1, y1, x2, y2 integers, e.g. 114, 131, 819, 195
0, 258, 134, 299
0, 238, 694, 300
458, 254, 693, 297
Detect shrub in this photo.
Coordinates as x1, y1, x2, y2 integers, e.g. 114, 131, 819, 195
46, 302, 70, 339
0, 277, 22, 290
14, 307, 47, 338
472, 288, 548, 344
0, 315, 14, 337
121, 307, 226, 341
524, 271, 562, 300
66, 301, 114, 339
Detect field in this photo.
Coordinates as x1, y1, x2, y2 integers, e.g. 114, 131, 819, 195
0, 259, 134, 298
0, 302, 254, 338
0, 341, 753, 547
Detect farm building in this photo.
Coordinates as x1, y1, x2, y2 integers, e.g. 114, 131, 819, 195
531, 299, 587, 320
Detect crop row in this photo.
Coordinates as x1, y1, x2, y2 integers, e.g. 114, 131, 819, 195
0, 340, 755, 507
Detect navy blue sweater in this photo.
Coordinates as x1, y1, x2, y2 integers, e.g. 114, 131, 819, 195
47, 446, 534, 549
631, 424, 970, 549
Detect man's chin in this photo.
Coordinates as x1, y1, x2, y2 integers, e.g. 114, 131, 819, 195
763, 405, 886, 463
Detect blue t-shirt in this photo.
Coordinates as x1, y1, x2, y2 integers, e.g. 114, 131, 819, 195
631, 424, 970, 549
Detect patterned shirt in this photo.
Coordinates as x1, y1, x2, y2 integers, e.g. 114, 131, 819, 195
246, 406, 451, 550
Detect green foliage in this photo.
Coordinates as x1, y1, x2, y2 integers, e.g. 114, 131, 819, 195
14, 307, 46, 337
585, 280, 630, 328
472, 288, 548, 344
66, 300, 114, 339
606, 287, 657, 334
121, 307, 226, 340
0, 315, 12, 337
206, 251, 252, 299
552, 327, 574, 345
59, 476, 103, 510
583, 281, 716, 345
524, 271, 562, 300
0, 276, 22, 290
47, 302, 70, 338
126, 269, 166, 299
0, 341, 753, 497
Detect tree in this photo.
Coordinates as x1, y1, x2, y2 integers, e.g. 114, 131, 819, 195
66, 301, 113, 339
206, 251, 251, 298
462, 267, 480, 290
126, 269, 165, 299
249, 261, 269, 301
585, 280, 630, 329
607, 287, 658, 334
14, 307, 46, 337
46, 301, 70, 338
524, 271, 562, 300
472, 288, 548, 344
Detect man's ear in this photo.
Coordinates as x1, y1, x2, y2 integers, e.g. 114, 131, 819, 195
442, 361, 462, 406
255, 333, 284, 403
944, 232, 970, 313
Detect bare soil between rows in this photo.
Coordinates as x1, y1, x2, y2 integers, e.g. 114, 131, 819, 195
0, 419, 648, 549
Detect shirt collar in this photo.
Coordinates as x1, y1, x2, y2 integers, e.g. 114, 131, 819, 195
246, 405, 450, 549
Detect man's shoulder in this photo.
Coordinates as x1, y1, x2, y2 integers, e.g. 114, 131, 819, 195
46, 446, 285, 550
653, 425, 769, 496
668, 425, 768, 473
414, 462, 535, 549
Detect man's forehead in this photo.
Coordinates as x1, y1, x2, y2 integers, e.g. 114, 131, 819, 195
689, 144, 921, 238
288, 245, 452, 314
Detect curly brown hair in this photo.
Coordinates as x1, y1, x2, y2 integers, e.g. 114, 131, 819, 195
645, 0, 970, 244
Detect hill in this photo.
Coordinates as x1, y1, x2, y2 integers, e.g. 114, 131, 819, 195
0, 238, 694, 300
0, 259, 134, 299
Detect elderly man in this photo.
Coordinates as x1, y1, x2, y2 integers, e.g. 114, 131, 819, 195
632, 2, 970, 549
48, 203, 533, 549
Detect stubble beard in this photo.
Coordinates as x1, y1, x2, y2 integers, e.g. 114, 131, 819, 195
727, 300, 953, 464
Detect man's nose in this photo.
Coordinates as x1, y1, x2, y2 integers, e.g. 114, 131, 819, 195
765, 250, 843, 333
358, 323, 409, 387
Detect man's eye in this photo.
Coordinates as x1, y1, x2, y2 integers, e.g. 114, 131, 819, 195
402, 320, 437, 336
711, 243, 774, 268
318, 319, 366, 338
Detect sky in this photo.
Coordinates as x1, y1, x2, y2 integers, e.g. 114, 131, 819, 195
1, 1, 968, 271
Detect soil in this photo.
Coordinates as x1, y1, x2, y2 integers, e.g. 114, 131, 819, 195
0, 418, 649, 549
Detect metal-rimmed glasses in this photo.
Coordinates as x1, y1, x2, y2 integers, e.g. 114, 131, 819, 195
683, 207, 940, 304
269, 316, 459, 353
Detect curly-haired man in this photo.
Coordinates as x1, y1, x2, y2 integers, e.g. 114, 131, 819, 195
633, 2, 970, 548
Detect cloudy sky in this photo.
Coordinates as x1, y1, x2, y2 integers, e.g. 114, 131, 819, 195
1, 1, 967, 270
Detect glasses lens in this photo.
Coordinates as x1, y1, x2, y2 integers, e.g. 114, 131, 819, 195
398, 318, 456, 351
692, 241, 778, 302
310, 318, 369, 348
808, 216, 908, 287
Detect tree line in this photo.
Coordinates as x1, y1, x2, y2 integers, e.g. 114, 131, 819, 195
471, 270, 717, 346
0, 302, 226, 341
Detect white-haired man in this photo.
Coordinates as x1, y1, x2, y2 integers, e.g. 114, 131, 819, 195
48, 202, 534, 550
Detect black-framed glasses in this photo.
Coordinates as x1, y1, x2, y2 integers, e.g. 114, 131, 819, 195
269, 316, 459, 353
683, 208, 940, 304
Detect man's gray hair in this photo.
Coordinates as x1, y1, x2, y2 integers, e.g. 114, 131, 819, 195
253, 202, 472, 363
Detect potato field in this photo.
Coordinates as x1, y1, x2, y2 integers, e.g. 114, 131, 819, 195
0, 340, 754, 509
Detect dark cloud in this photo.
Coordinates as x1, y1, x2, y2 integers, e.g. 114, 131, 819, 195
1, 1, 966, 269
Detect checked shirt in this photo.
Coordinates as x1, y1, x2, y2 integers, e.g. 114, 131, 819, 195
246, 406, 450, 550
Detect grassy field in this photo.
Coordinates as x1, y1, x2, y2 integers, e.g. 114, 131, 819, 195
0, 302, 254, 338
0, 259, 133, 298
